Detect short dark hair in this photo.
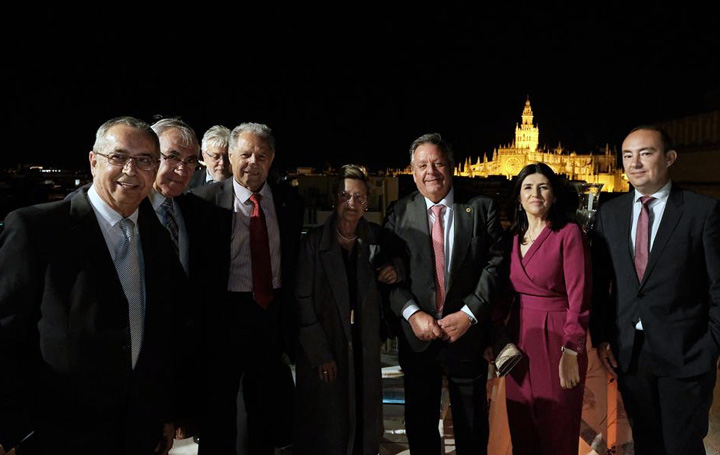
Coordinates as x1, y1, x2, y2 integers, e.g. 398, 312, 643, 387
509, 162, 571, 242
409, 133, 454, 168
628, 125, 674, 153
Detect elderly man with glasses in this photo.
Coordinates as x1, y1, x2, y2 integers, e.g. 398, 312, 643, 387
148, 118, 203, 275
0, 116, 191, 455
189, 125, 232, 189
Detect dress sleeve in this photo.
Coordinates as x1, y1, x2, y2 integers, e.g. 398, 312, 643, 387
561, 223, 591, 353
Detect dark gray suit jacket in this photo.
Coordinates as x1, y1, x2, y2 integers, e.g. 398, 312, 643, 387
590, 185, 720, 378
383, 190, 506, 375
0, 188, 190, 454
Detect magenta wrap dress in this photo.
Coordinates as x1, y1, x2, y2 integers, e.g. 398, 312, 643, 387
505, 222, 591, 455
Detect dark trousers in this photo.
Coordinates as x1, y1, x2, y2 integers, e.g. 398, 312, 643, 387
618, 330, 716, 455
199, 291, 294, 455
400, 342, 488, 455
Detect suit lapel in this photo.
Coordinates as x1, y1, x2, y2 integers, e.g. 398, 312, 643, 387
319, 217, 352, 341
217, 178, 235, 210
640, 187, 685, 289
448, 201, 472, 292
69, 189, 122, 291
615, 193, 636, 281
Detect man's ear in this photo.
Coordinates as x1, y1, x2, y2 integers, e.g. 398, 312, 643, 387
665, 149, 678, 168
89, 151, 97, 177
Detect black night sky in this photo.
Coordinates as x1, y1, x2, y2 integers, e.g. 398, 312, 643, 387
3, 4, 719, 172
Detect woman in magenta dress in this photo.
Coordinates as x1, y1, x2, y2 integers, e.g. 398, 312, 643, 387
502, 163, 591, 455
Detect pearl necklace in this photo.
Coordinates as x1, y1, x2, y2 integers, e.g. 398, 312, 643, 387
336, 229, 358, 241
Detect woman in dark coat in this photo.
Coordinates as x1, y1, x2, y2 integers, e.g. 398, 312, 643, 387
294, 165, 398, 455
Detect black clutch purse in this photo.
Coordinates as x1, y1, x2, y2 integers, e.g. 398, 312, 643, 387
493, 342, 523, 377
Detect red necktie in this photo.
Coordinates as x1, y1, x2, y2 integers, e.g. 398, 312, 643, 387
634, 196, 655, 281
249, 193, 273, 308
431, 204, 446, 315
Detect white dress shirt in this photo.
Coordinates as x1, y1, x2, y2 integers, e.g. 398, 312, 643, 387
631, 180, 672, 330
148, 189, 189, 274
401, 188, 476, 323
228, 179, 282, 292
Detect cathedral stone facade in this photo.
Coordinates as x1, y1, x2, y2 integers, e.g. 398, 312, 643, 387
455, 98, 628, 192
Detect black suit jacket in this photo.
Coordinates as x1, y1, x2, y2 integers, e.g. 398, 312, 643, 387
187, 168, 209, 191
0, 188, 190, 454
383, 190, 506, 376
590, 185, 720, 378
191, 178, 304, 357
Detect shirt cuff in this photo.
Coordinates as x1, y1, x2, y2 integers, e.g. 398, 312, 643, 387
402, 301, 421, 321
460, 305, 477, 325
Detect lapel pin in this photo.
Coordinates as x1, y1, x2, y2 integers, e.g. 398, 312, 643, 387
466, 207, 472, 213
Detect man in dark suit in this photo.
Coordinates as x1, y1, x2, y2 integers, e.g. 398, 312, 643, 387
0, 117, 189, 455
188, 125, 231, 190
591, 126, 720, 455
148, 118, 202, 275
192, 122, 303, 455
383, 133, 506, 455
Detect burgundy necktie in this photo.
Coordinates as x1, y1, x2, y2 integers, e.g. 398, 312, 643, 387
634, 196, 655, 281
249, 193, 273, 309
431, 204, 446, 316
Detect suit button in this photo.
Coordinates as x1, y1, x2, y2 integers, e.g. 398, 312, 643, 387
637, 293, 644, 299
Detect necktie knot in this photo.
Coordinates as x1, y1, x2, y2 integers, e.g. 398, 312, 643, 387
118, 218, 135, 240
431, 204, 445, 219
250, 193, 263, 217
640, 195, 655, 207
162, 197, 174, 212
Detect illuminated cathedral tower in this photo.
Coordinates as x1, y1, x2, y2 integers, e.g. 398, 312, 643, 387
515, 97, 539, 152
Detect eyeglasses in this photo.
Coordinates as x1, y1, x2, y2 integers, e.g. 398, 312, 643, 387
160, 152, 201, 170
203, 151, 228, 161
94, 151, 158, 171
338, 191, 368, 205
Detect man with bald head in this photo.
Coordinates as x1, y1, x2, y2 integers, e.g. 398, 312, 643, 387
193, 122, 303, 454
0, 117, 188, 455
591, 126, 720, 454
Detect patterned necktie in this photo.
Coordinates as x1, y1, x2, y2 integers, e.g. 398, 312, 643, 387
249, 193, 273, 309
431, 204, 446, 316
116, 218, 144, 368
634, 196, 655, 281
162, 198, 179, 256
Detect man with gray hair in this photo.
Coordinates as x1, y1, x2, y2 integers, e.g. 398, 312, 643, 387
383, 133, 506, 455
193, 122, 303, 455
0, 116, 189, 455
189, 125, 232, 189
148, 118, 202, 274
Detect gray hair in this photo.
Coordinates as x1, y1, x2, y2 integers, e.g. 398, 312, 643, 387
201, 125, 231, 152
333, 164, 369, 195
409, 132, 454, 168
229, 122, 276, 154
151, 118, 200, 155
93, 116, 159, 157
